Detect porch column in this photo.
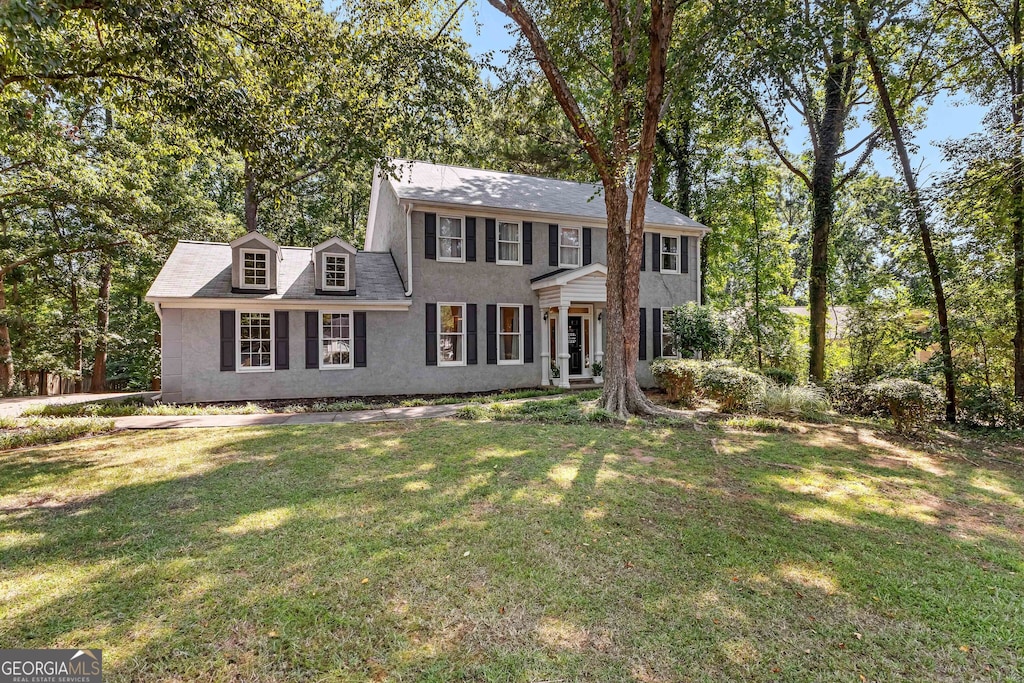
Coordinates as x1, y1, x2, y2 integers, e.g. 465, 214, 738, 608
557, 304, 570, 388
594, 307, 604, 365
540, 308, 550, 385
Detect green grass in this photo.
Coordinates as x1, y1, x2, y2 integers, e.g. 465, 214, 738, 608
0, 416, 116, 451
1, 419, 1021, 681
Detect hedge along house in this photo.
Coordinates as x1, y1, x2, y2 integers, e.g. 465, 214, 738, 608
146, 160, 710, 403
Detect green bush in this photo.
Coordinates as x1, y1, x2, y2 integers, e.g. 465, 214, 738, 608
825, 371, 873, 416
865, 378, 942, 431
763, 368, 796, 386
753, 384, 830, 417
649, 358, 704, 407
663, 302, 729, 358
959, 385, 1024, 429
698, 364, 766, 413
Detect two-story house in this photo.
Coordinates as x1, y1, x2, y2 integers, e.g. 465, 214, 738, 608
146, 160, 709, 403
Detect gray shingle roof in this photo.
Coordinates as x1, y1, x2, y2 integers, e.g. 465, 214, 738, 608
387, 159, 707, 230
146, 241, 408, 302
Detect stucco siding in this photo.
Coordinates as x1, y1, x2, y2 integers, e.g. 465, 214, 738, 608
367, 179, 408, 287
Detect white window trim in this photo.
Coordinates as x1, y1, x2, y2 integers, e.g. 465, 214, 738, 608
497, 303, 524, 365
319, 310, 354, 370
558, 226, 582, 269
437, 301, 467, 367
437, 215, 465, 263
236, 310, 274, 373
660, 308, 679, 358
660, 235, 680, 274
321, 253, 351, 291
496, 219, 523, 266
239, 248, 271, 290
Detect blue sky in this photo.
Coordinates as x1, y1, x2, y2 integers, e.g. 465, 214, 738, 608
457, 1, 987, 184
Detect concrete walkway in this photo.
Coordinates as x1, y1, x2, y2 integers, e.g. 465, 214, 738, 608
113, 403, 464, 430
0, 391, 158, 418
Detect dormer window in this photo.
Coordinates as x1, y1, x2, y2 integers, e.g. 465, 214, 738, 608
323, 254, 349, 290
241, 249, 269, 289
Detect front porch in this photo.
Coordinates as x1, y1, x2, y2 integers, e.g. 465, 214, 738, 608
531, 264, 607, 389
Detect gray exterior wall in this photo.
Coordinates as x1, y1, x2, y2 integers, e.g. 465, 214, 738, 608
231, 236, 280, 291
367, 179, 408, 288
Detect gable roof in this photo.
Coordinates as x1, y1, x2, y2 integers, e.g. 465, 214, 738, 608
146, 241, 408, 303
530, 263, 607, 289
383, 160, 708, 231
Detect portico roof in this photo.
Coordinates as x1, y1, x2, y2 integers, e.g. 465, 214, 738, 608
530, 263, 607, 290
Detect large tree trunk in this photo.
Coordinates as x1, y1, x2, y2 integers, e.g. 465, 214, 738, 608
853, 0, 957, 421
0, 272, 12, 393
91, 257, 112, 393
1012, 0, 1024, 399
244, 157, 258, 233
71, 278, 83, 393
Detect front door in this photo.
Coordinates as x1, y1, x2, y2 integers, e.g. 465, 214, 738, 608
568, 316, 583, 375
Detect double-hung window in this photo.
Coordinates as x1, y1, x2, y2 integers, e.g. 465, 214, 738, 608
497, 220, 521, 265
238, 312, 273, 371
438, 303, 465, 365
323, 254, 349, 290
661, 309, 678, 358
559, 226, 581, 268
321, 312, 352, 368
661, 236, 680, 273
498, 304, 522, 364
241, 249, 269, 289
438, 216, 464, 262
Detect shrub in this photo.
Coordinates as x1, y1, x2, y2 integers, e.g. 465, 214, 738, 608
763, 368, 796, 386
865, 378, 942, 431
826, 370, 873, 416
649, 358, 704, 407
698, 364, 766, 413
663, 302, 729, 358
753, 384, 830, 417
959, 385, 1024, 429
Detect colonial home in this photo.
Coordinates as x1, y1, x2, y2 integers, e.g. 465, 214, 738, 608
146, 160, 709, 403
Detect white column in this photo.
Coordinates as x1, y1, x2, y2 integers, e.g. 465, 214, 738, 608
557, 304, 571, 388
540, 309, 550, 385
594, 308, 604, 365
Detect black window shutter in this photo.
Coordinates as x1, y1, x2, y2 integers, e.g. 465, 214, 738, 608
466, 217, 477, 262
641, 233, 646, 271
548, 224, 558, 266
275, 311, 289, 369
583, 228, 592, 265
305, 311, 319, 369
425, 303, 437, 366
220, 310, 235, 371
651, 232, 661, 272
486, 304, 497, 365
485, 218, 496, 263
652, 308, 662, 358
467, 304, 478, 365
354, 311, 367, 367
425, 213, 437, 260
639, 307, 647, 361
524, 305, 534, 363
681, 236, 690, 273
523, 222, 533, 264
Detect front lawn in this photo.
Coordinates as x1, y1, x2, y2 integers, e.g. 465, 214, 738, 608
1, 419, 1021, 681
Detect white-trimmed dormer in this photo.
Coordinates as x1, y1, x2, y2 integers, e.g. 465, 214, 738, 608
313, 237, 358, 295
230, 232, 281, 293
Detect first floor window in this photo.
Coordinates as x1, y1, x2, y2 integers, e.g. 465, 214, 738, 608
323, 255, 348, 290
559, 226, 581, 267
498, 304, 522, 363
241, 249, 268, 288
661, 235, 680, 273
498, 221, 521, 264
438, 216, 464, 261
661, 309, 677, 357
238, 312, 272, 370
321, 312, 352, 368
439, 304, 465, 365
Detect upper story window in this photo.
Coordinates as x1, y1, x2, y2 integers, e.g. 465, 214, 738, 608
323, 254, 349, 290
498, 221, 521, 265
498, 304, 522, 364
237, 311, 273, 371
438, 216, 464, 262
321, 312, 352, 368
661, 235, 680, 274
559, 226, 581, 268
438, 303, 465, 366
241, 249, 269, 289
660, 308, 678, 357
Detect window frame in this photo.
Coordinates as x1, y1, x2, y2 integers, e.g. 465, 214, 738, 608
321, 253, 350, 291
319, 310, 353, 370
660, 308, 679, 358
496, 219, 522, 266
436, 215, 465, 263
558, 226, 582, 268
437, 302, 467, 367
660, 235, 680, 274
239, 248, 271, 289
236, 310, 275, 373
497, 303, 524, 365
